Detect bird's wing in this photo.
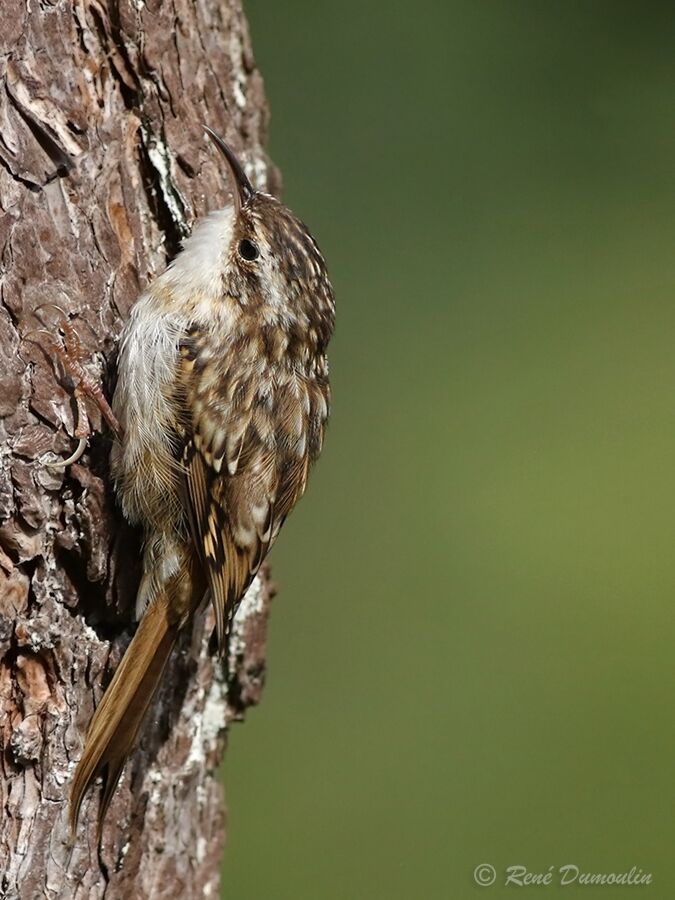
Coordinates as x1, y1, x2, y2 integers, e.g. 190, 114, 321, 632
177, 329, 325, 652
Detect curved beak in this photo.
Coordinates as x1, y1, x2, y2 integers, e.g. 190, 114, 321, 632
203, 125, 255, 214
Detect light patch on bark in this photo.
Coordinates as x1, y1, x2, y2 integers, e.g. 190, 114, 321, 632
141, 125, 190, 239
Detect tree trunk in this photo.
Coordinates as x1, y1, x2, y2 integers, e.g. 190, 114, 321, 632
0, 2, 278, 896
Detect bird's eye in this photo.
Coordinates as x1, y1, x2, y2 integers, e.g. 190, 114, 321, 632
238, 239, 259, 261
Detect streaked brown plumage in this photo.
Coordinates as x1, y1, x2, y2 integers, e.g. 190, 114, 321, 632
69, 129, 334, 833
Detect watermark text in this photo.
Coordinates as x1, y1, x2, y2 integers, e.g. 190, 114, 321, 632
473, 863, 652, 888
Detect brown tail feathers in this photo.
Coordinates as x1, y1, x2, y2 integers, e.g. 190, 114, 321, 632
69, 595, 178, 836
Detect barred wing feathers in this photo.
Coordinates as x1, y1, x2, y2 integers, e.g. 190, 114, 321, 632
179, 329, 328, 651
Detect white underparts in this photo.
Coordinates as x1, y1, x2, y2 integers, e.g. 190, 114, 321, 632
163, 205, 236, 300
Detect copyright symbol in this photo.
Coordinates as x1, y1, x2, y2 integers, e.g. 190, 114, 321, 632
474, 863, 497, 886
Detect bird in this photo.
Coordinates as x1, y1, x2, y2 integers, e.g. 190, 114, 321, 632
66, 127, 335, 834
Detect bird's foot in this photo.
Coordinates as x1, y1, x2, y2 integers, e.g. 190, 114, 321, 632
24, 305, 122, 468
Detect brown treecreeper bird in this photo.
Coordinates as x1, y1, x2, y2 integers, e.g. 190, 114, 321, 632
58, 128, 334, 833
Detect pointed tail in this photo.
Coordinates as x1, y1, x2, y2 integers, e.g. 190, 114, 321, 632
69, 595, 178, 835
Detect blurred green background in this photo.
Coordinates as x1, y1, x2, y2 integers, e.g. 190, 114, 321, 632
223, 2, 675, 897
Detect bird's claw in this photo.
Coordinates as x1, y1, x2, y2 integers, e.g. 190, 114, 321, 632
23, 308, 122, 468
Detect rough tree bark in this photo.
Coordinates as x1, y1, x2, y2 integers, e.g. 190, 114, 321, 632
0, 2, 279, 896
